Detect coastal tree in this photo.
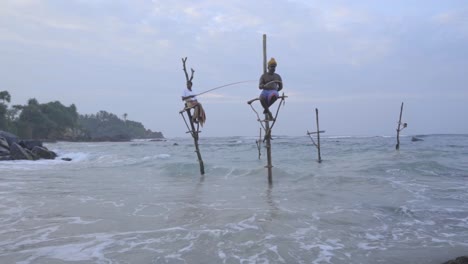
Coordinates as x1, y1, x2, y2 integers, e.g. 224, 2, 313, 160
0, 91, 11, 130
0, 91, 11, 104
16, 98, 79, 139
2, 91, 164, 141
18, 98, 55, 138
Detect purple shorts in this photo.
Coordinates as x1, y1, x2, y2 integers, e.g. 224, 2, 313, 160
260, 90, 279, 105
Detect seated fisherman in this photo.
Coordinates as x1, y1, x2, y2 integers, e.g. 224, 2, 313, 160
181, 80, 206, 126
258, 58, 283, 120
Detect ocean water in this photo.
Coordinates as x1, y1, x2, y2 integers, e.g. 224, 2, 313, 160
0, 134, 467, 264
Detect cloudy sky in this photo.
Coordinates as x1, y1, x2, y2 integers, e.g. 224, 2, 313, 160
1, 0, 467, 137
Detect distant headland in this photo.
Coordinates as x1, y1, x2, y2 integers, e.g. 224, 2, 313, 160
0, 90, 164, 143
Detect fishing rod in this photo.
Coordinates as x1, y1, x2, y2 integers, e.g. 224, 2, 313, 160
194, 80, 256, 97
263, 80, 282, 86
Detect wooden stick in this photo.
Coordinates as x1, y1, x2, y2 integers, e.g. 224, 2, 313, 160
263, 34, 267, 74
185, 109, 205, 175
265, 117, 272, 185
256, 127, 262, 160
181, 57, 195, 83
263, 34, 273, 185
181, 57, 204, 175
396, 102, 404, 150
316, 108, 322, 163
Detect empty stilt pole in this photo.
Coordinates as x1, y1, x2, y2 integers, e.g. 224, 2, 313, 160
316, 108, 322, 163
307, 108, 325, 163
396, 102, 407, 150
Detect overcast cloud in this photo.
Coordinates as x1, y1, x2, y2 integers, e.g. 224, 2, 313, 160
1, 0, 467, 137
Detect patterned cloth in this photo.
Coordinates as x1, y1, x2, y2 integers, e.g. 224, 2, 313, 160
260, 89, 279, 106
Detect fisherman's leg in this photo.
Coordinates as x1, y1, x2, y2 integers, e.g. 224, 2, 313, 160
268, 97, 278, 109
266, 91, 279, 120
259, 91, 270, 114
260, 98, 269, 114
192, 105, 200, 123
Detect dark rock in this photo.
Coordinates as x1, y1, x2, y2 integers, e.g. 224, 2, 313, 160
19, 140, 43, 150
442, 256, 468, 264
0, 130, 19, 146
31, 146, 57, 160
0, 136, 9, 150
0, 155, 12, 161
144, 129, 164, 139
24, 148, 39, 160
10, 143, 33, 160
173, 143, 179, 146
61, 158, 72, 161
0, 145, 10, 156
411, 137, 423, 142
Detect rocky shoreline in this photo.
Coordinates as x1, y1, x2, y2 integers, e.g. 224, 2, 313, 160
0, 130, 64, 161
1, 130, 166, 162
442, 256, 468, 264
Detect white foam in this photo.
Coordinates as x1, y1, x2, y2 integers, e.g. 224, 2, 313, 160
157, 154, 171, 159
178, 241, 194, 253
67, 217, 101, 225
78, 196, 98, 203
101, 201, 125, 207
141, 154, 170, 161
16, 235, 114, 264
365, 233, 384, 241
0, 151, 89, 171
218, 249, 227, 260
357, 242, 379, 250
226, 215, 259, 231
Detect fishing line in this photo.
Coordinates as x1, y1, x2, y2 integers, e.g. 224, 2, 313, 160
195, 80, 257, 97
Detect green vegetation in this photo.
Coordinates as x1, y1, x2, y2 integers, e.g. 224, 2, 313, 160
0, 91, 163, 141
79, 111, 163, 141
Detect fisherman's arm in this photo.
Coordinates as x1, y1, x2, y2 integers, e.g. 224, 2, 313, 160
277, 75, 283, 91
181, 95, 196, 101
259, 75, 265, 89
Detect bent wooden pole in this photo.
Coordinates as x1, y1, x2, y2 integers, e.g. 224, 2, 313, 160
181, 57, 205, 175
395, 102, 407, 150
180, 106, 205, 175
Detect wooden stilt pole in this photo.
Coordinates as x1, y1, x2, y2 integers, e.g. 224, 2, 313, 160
263, 34, 267, 75
185, 109, 205, 175
256, 127, 262, 160
396, 102, 406, 150
263, 34, 273, 185
265, 119, 272, 185
194, 138, 204, 175
307, 108, 325, 163
181, 57, 205, 175
316, 108, 322, 163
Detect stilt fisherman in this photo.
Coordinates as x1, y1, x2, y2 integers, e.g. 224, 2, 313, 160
258, 58, 283, 120
181, 80, 206, 126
